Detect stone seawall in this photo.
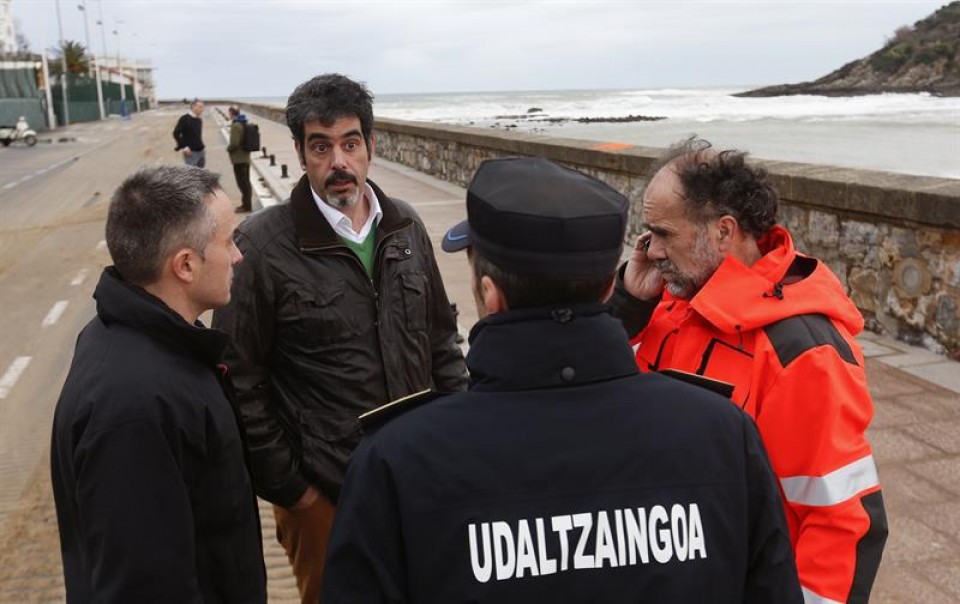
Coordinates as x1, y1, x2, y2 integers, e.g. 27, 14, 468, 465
237, 102, 960, 356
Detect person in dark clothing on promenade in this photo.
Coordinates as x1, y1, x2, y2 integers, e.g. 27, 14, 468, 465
173, 99, 206, 167
50, 165, 265, 603
322, 157, 803, 604
226, 106, 253, 212
212, 73, 467, 603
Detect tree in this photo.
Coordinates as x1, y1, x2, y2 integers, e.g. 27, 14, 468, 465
886, 25, 913, 46
48, 40, 89, 75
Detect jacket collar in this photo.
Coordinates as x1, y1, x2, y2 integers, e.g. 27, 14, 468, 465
290, 174, 409, 249
675, 225, 862, 334
466, 304, 639, 392
94, 267, 228, 367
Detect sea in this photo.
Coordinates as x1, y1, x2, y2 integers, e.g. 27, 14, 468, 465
248, 87, 960, 179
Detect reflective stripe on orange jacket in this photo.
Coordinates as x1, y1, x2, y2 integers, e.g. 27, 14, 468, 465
628, 226, 888, 604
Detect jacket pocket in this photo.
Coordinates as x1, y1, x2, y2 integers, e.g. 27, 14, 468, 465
289, 279, 359, 346
399, 272, 428, 331
699, 338, 754, 408
297, 411, 362, 502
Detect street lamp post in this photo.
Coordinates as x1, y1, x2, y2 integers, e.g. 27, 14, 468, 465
54, 0, 70, 126
78, 0, 105, 120
112, 21, 129, 119
95, 0, 110, 114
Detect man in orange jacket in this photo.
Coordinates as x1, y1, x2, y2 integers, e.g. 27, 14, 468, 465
611, 137, 888, 604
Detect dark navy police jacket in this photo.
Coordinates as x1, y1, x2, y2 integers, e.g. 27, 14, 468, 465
323, 305, 802, 603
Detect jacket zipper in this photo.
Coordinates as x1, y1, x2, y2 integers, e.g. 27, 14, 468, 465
300, 227, 408, 397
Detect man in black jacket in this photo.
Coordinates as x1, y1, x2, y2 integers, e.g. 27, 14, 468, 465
322, 157, 803, 603
173, 99, 206, 167
51, 165, 265, 602
212, 73, 467, 603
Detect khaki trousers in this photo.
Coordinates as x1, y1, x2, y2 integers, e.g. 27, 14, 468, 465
274, 492, 336, 604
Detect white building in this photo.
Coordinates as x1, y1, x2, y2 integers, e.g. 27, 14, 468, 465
0, 0, 16, 54
97, 55, 157, 108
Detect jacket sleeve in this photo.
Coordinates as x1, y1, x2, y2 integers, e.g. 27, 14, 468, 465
417, 223, 468, 392
756, 344, 888, 604
73, 416, 204, 603
227, 121, 241, 153
322, 438, 408, 603
741, 413, 804, 604
212, 231, 311, 508
172, 115, 186, 150
608, 263, 660, 339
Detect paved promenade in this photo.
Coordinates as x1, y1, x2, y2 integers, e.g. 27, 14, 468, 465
0, 107, 956, 602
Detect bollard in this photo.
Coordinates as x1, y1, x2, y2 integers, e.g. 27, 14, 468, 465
262, 146, 267, 158
451, 303, 465, 344
281, 164, 289, 179
269, 154, 276, 167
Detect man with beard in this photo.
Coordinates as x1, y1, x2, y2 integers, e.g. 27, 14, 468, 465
212, 73, 467, 603
611, 137, 888, 604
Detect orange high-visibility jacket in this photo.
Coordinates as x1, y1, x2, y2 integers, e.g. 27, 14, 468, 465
628, 226, 888, 604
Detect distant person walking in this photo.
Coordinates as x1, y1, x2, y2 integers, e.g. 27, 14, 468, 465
50, 165, 265, 603
227, 106, 253, 212
173, 99, 206, 168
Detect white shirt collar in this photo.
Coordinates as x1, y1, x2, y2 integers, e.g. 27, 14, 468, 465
311, 182, 382, 244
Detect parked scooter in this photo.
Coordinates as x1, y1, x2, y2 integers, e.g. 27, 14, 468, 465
0, 117, 38, 147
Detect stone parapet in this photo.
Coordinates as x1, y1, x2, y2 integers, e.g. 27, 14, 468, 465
237, 102, 960, 356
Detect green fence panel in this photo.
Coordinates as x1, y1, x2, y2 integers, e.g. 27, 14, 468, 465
0, 98, 46, 130
16, 68, 39, 97
0, 66, 40, 99
48, 76, 144, 125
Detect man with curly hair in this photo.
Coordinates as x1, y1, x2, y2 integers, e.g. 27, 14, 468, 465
611, 137, 888, 604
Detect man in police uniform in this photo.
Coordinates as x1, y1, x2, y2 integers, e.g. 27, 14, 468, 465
322, 157, 802, 603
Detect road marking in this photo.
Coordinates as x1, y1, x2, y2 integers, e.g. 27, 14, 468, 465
42, 301, 70, 327
0, 156, 78, 194
71, 268, 90, 286
96, 240, 106, 251
0, 357, 32, 399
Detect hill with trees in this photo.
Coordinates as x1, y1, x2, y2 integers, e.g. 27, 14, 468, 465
738, 1, 960, 97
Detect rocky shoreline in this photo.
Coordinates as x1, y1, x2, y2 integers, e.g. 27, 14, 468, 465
736, 83, 960, 98
487, 110, 666, 130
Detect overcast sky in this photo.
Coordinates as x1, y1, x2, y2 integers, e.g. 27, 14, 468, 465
10, 0, 951, 99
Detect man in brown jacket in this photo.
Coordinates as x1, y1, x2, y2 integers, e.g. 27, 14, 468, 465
212, 74, 467, 603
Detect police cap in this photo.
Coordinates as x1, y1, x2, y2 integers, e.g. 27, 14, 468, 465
442, 157, 628, 279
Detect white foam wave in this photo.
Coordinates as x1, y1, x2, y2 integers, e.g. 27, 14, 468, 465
370, 88, 960, 126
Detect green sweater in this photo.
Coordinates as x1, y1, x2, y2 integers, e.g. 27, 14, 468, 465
340, 226, 377, 276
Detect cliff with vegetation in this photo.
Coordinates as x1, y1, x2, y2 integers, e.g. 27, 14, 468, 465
738, 1, 960, 97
